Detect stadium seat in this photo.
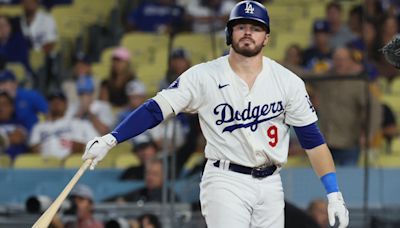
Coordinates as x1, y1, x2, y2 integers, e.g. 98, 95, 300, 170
29, 50, 45, 72
91, 63, 109, 81
114, 154, 141, 169
63, 154, 84, 168
381, 95, 400, 128
110, 142, 135, 166
0, 155, 11, 168
14, 154, 62, 168
51, 6, 83, 40
264, 31, 309, 61
266, 4, 305, 20
172, 33, 217, 64
285, 155, 310, 168
376, 153, 400, 168
135, 48, 168, 95
0, 5, 22, 17
121, 33, 169, 67
120, 33, 170, 94
292, 18, 313, 36
6, 62, 26, 83
64, 154, 115, 169
392, 137, 400, 155
182, 151, 205, 171
306, 4, 325, 19
99, 46, 116, 66
111, 142, 133, 155
51, 5, 84, 68
73, 0, 117, 26
120, 32, 169, 60
389, 77, 400, 95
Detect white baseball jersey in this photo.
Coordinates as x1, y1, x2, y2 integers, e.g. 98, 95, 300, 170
20, 10, 57, 50
158, 55, 317, 167
29, 117, 98, 159
66, 100, 115, 129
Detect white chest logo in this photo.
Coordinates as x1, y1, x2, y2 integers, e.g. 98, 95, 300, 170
244, 2, 255, 14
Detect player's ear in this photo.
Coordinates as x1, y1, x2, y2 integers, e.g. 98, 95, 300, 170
263, 34, 270, 47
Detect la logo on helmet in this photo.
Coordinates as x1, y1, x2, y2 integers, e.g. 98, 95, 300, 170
244, 2, 254, 14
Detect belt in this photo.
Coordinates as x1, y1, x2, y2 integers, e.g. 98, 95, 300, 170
213, 160, 277, 178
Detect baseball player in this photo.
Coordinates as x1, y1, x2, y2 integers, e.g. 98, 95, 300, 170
83, 1, 349, 227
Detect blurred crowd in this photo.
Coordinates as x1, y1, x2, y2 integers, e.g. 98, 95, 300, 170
0, 0, 399, 227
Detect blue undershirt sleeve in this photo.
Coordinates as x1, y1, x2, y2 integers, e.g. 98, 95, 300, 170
110, 99, 164, 143
293, 122, 325, 150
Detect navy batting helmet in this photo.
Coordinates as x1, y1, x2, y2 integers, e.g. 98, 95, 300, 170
225, 1, 270, 45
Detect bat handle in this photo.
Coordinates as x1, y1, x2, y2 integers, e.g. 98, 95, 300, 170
32, 159, 93, 228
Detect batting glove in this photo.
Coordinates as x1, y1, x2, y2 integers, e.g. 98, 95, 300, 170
82, 133, 117, 170
327, 192, 349, 228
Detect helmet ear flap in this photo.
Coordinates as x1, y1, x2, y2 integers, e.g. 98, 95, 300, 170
225, 26, 232, 46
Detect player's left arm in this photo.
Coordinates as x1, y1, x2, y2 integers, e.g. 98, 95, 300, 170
294, 123, 349, 228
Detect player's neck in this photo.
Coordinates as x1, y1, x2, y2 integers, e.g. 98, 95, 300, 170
228, 51, 263, 88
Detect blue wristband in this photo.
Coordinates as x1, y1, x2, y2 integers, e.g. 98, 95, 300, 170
320, 172, 339, 194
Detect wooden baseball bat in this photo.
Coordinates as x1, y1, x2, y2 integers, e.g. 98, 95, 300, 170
32, 159, 93, 228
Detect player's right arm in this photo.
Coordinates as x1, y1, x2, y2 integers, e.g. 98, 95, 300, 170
82, 95, 174, 169
82, 64, 205, 169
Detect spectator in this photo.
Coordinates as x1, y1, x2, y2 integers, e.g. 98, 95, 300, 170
29, 91, 98, 159
0, 15, 31, 74
64, 184, 104, 228
63, 52, 98, 104
0, 91, 28, 160
364, 0, 384, 22
116, 80, 148, 125
325, 1, 358, 49
316, 47, 381, 166
375, 15, 400, 81
115, 78, 187, 152
99, 47, 137, 107
18, 0, 59, 94
18, 0, 57, 54
159, 48, 191, 90
120, 134, 159, 180
0, 69, 48, 132
179, 133, 206, 178
347, 5, 363, 39
381, 15, 399, 45
380, 103, 398, 153
307, 199, 329, 228
133, 213, 162, 228
303, 20, 333, 74
106, 158, 178, 203
41, 0, 73, 10
279, 43, 308, 77
67, 76, 114, 135
185, 0, 236, 34
382, 0, 400, 17
347, 18, 381, 80
126, 0, 185, 34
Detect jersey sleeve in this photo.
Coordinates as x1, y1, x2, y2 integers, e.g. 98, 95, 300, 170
157, 65, 205, 114
284, 77, 318, 127
28, 124, 42, 146
43, 14, 58, 43
71, 120, 99, 143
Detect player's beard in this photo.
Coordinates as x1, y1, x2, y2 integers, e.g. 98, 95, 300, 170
232, 39, 264, 57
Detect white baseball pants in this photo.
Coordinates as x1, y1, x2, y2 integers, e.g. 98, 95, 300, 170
200, 160, 284, 228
